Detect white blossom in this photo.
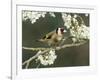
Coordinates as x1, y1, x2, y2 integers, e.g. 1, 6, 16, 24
62, 13, 72, 29
36, 49, 57, 66
62, 13, 89, 42
73, 14, 78, 18
49, 12, 56, 17
22, 11, 47, 24
70, 24, 89, 42
85, 14, 89, 17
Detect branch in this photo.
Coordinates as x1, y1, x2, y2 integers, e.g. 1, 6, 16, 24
56, 41, 86, 50
22, 47, 52, 51
22, 41, 87, 68
23, 41, 86, 51
22, 49, 50, 68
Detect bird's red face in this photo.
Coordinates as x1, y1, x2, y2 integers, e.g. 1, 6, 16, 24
60, 28, 65, 34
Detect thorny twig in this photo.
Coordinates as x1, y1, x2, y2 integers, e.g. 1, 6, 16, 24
22, 41, 87, 68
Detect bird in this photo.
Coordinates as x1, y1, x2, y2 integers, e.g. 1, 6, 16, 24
37, 27, 67, 46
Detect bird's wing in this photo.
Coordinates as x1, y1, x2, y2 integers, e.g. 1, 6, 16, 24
42, 30, 56, 39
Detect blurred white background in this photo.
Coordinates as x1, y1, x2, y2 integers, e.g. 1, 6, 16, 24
0, 0, 99, 80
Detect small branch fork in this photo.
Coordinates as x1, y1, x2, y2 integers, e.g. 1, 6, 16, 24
22, 49, 49, 68
22, 41, 86, 68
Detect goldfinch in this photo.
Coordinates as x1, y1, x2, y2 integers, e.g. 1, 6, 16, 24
38, 27, 67, 46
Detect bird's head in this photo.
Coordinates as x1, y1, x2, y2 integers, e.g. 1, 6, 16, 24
56, 27, 67, 35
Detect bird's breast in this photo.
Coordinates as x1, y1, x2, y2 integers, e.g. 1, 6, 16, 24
57, 36, 63, 41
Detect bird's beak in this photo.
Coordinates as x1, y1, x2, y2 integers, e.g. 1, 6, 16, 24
63, 29, 67, 33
